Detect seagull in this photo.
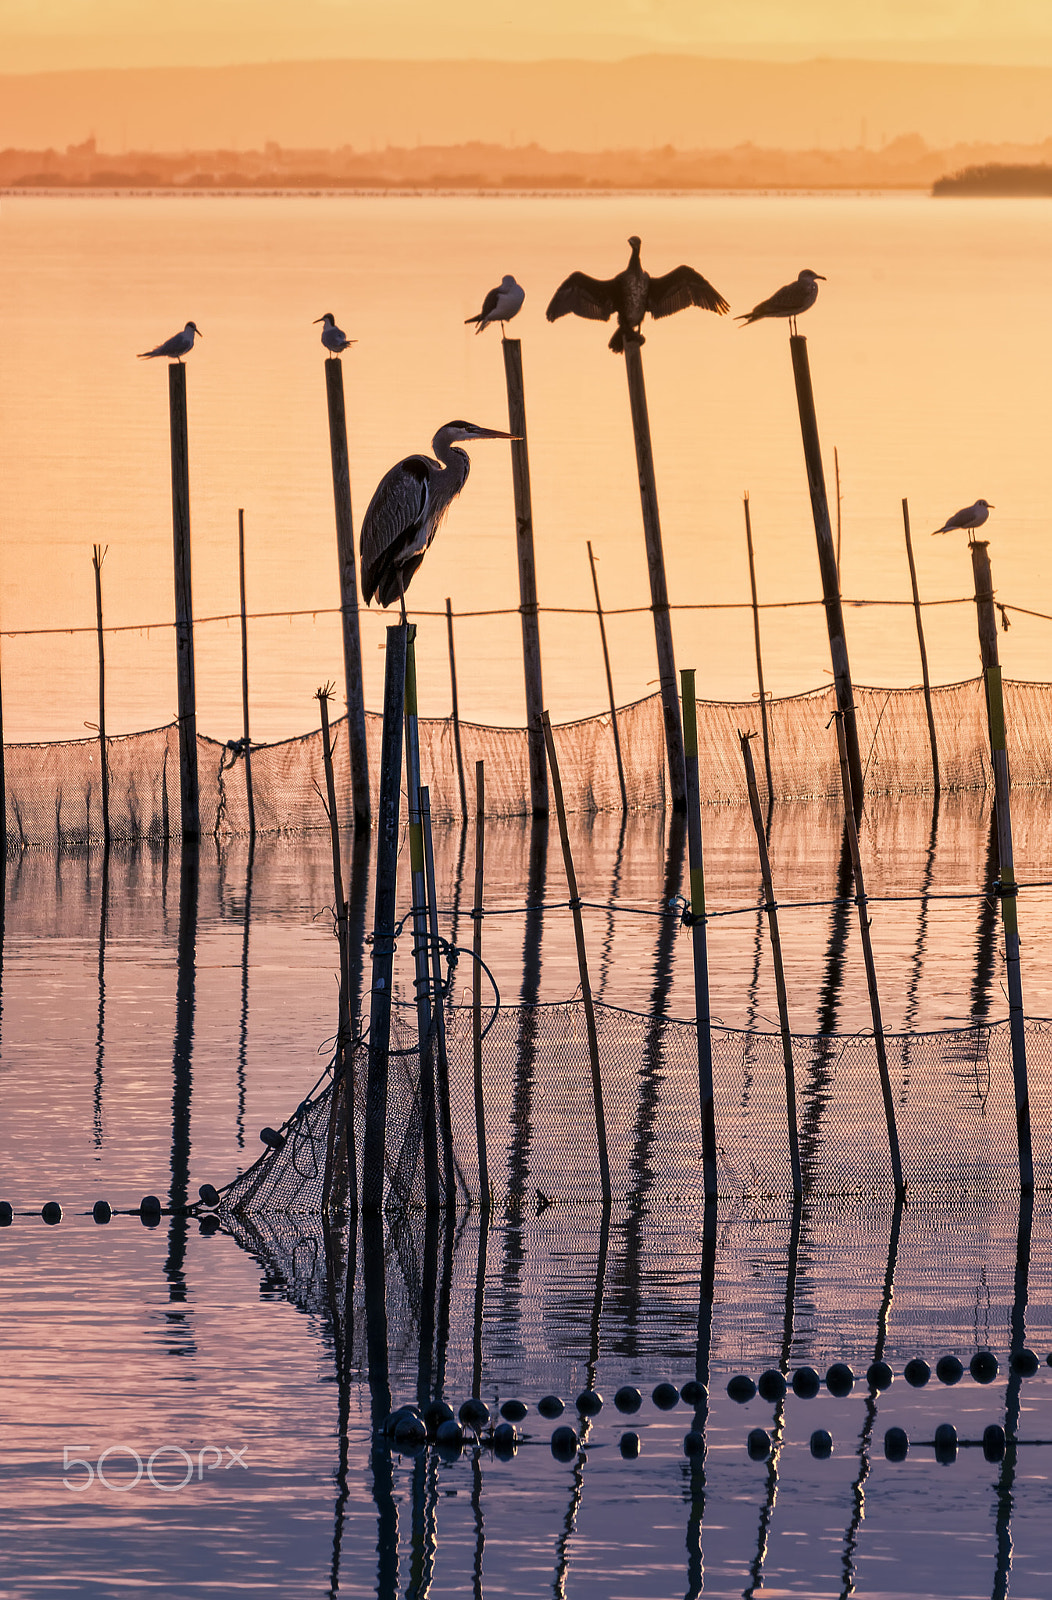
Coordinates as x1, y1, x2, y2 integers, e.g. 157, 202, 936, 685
314, 312, 356, 356
932, 499, 994, 541
736, 270, 825, 335
465, 274, 525, 334
137, 322, 202, 361
546, 235, 729, 353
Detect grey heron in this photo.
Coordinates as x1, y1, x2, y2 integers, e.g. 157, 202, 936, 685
736, 270, 825, 334
932, 499, 994, 540
546, 235, 729, 353
137, 322, 202, 361
360, 420, 516, 620
465, 274, 525, 334
314, 312, 356, 355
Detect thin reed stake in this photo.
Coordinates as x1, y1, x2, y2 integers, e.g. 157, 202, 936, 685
739, 730, 801, 1196
168, 361, 199, 839
420, 785, 456, 1203
586, 541, 628, 811
238, 510, 256, 836
91, 544, 111, 850
317, 683, 355, 1211
831, 709, 905, 1197
322, 356, 371, 828
834, 446, 842, 576
540, 711, 611, 1205
742, 495, 775, 809
501, 339, 548, 816
679, 670, 718, 1202
363, 624, 408, 1213
622, 338, 687, 811
405, 629, 440, 1206
901, 498, 940, 795
971, 539, 1032, 1191
445, 598, 468, 822
471, 760, 489, 1207
789, 336, 862, 815
0, 636, 5, 858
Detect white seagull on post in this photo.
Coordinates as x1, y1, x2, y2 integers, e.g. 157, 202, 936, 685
314, 312, 356, 355
465, 274, 525, 334
932, 499, 994, 541
137, 322, 202, 361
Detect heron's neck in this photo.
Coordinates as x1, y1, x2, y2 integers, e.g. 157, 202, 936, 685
433, 438, 470, 482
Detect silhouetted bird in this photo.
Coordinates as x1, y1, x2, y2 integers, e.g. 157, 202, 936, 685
546, 235, 729, 353
314, 312, 356, 355
736, 269, 825, 334
932, 499, 994, 540
465, 274, 525, 334
360, 421, 515, 620
137, 322, 202, 361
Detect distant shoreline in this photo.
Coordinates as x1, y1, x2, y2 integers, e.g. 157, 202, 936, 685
0, 184, 935, 200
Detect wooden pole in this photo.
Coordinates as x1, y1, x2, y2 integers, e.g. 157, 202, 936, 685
0, 635, 5, 859
471, 760, 489, 1208
789, 336, 863, 815
832, 709, 905, 1197
586, 541, 628, 811
444, 598, 468, 822
323, 355, 371, 830
421, 785, 456, 1204
501, 338, 548, 816
970, 540, 1033, 1192
238, 510, 256, 836
901, 498, 940, 795
318, 683, 354, 1212
404, 629, 440, 1207
679, 670, 718, 1202
739, 731, 801, 1196
363, 624, 408, 1213
742, 495, 775, 809
540, 712, 611, 1205
91, 545, 111, 851
622, 338, 687, 811
168, 361, 199, 840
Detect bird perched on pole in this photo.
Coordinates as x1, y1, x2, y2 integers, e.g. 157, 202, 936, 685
932, 499, 994, 541
465, 274, 525, 335
314, 312, 356, 356
546, 235, 729, 353
736, 270, 825, 335
137, 322, 202, 361
360, 421, 516, 621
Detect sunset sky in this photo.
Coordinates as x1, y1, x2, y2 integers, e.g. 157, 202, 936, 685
4, 0, 1052, 67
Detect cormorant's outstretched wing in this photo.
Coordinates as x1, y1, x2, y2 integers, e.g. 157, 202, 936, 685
360, 455, 431, 605
647, 265, 730, 319
546, 271, 620, 323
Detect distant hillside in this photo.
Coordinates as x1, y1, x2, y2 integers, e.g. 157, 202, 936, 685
933, 162, 1052, 195
4, 56, 1052, 154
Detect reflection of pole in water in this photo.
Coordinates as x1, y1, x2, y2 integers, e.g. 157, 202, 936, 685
471, 1208, 490, 1600
744, 1199, 802, 1600
972, 808, 999, 1024
552, 1207, 610, 1600
409, 1208, 442, 1600
597, 813, 627, 1001
94, 846, 110, 1148
165, 839, 199, 1310
363, 1211, 398, 1599
325, 1207, 356, 1600
991, 1189, 1033, 1600
798, 822, 853, 1181
901, 797, 940, 1080
685, 1202, 717, 1600
236, 840, 254, 1150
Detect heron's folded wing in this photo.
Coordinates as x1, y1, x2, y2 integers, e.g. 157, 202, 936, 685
359, 456, 431, 602
545, 271, 619, 323
648, 266, 730, 319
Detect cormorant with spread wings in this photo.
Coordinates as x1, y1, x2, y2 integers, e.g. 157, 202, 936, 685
546, 235, 729, 353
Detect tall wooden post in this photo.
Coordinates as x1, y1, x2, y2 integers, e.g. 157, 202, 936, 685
622, 339, 686, 811
971, 540, 1033, 1192
421, 785, 456, 1203
444, 598, 468, 822
742, 495, 775, 809
323, 355, 371, 830
586, 541, 628, 811
471, 760, 489, 1206
404, 630, 440, 1206
680, 670, 718, 1201
501, 339, 548, 816
168, 362, 199, 840
0, 636, 5, 858
789, 336, 862, 814
363, 625, 408, 1213
238, 511, 256, 836
902, 499, 940, 795
318, 684, 354, 1212
91, 545, 111, 850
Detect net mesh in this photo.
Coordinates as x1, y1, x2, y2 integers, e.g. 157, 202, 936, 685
7, 676, 1052, 847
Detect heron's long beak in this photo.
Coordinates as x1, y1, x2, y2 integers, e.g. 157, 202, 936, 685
477, 428, 519, 440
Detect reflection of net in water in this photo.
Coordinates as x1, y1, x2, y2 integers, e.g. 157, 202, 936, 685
8, 676, 1052, 846
219, 1007, 1052, 1215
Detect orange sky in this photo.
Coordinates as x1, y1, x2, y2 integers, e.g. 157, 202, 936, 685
4, 0, 1052, 68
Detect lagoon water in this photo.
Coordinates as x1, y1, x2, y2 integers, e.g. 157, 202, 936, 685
4, 192, 1052, 1595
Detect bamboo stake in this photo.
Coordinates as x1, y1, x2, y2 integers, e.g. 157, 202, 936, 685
322, 355, 371, 829
471, 760, 489, 1207
622, 338, 687, 811
404, 629, 440, 1206
420, 784, 456, 1203
901, 498, 940, 795
318, 683, 354, 1210
445, 598, 468, 822
586, 541, 628, 811
679, 670, 717, 1202
238, 510, 256, 836
739, 730, 801, 1196
91, 545, 111, 850
540, 712, 611, 1205
501, 338, 548, 816
168, 362, 199, 839
970, 540, 1032, 1192
831, 709, 905, 1197
742, 495, 775, 809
